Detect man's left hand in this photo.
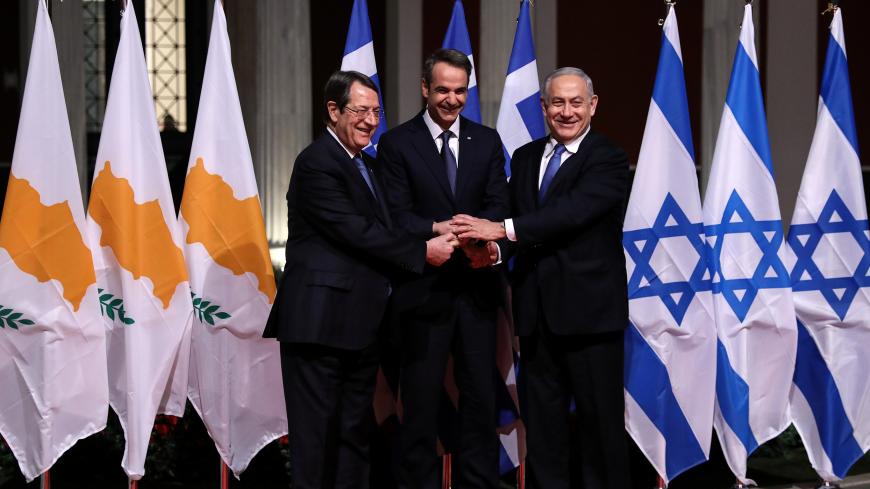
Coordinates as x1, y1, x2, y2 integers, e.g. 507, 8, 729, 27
460, 239, 499, 268
452, 214, 507, 241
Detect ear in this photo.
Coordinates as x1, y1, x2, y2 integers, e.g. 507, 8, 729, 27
421, 78, 429, 99
327, 101, 340, 125
589, 95, 599, 117
540, 97, 547, 114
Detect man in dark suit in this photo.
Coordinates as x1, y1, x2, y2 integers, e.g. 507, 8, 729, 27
453, 67, 632, 489
263, 70, 458, 489
377, 49, 509, 489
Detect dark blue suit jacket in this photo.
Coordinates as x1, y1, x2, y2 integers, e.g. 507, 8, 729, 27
263, 131, 426, 350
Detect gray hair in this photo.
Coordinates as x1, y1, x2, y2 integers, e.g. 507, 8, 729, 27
541, 67, 595, 102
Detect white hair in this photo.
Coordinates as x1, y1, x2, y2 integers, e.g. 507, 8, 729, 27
541, 67, 595, 101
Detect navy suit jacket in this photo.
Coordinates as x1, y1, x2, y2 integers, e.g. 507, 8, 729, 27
503, 131, 630, 336
263, 131, 426, 350
377, 113, 510, 315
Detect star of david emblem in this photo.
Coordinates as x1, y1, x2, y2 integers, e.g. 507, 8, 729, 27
704, 190, 791, 322
624, 193, 711, 325
788, 189, 870, 320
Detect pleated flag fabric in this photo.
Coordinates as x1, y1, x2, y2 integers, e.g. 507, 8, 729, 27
340, 0, 387, 156
0, 0, 108, 481
702, 4, 797, 483
85, 2, 194, 479
495, 0, 545, 176
180, 1, 287, 478
622, 6, 716, 483
441, 0, 481, 123
788, 7, 870, 481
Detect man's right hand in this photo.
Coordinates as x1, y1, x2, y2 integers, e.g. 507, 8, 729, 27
426, 232, 459, 266
432, 220, 454, 236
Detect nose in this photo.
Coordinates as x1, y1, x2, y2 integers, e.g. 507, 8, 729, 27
560, 104, 572, 118
363, 111, 379, 125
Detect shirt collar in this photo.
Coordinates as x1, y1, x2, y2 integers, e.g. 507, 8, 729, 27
423, 109, 461, 140
326, 126, 358, 159
547, 125, 591, 156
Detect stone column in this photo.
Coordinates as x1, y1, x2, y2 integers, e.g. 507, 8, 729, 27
479, 0, 518, 127
531, 0, 556, 84
50, 0, 88, 201
700, 1, 761, 196
765, 0, 817, 227
232, 0, 311, 247
385, 0, 422, 125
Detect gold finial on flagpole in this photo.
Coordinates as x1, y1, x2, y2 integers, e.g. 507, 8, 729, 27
821, 1, 839, 16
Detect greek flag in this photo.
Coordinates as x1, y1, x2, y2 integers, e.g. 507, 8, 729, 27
622, 6, 715, 483
702, 4, 797, 483
788, 8, 870, 481
340, 0, 386, 156
441, 0, 481, 123
495, 0, 545, 176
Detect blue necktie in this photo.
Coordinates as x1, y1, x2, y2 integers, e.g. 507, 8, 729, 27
539, 143, 566, 203
441, 131, 457, 194
353, 155, 378, 199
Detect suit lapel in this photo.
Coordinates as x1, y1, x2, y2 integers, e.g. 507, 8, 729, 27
409, 114, 455, 203
363, 153, 393, 228
323, 133, 387, 225
524, 139, 547, 209
455, 117, 475, 200
540, 132, 597, 206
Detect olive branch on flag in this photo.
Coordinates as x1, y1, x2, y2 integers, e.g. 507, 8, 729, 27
0, 306, 35, 329
190, 291, 231, 325
97, 288, 135, 325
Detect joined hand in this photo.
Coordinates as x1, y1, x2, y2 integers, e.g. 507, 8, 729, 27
451, 214, 507, 241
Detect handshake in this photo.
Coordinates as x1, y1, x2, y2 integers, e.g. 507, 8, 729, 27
425, 214, 507, 268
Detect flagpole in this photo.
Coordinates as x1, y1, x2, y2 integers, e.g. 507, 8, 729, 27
441, 454, 452, 489
517, 462, 525, 489
816, 483, 841, 489
129, 479, 137, 489
655, 475, 666, 489
39, 470, 50, 489
220, 461, 230, 489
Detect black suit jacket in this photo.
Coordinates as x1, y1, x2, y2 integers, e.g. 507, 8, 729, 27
504, 131, 630, 336
377, 113, 510, 314
263, 132, 426, 350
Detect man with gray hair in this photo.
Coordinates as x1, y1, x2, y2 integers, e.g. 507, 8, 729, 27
453, 67, 632, 489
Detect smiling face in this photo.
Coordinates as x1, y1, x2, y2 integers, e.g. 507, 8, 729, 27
422, 61, 469, 131
328, 81, 380, 155
542, 74, 598, 144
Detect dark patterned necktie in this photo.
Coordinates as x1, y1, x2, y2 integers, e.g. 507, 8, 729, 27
441, 131, 457, 194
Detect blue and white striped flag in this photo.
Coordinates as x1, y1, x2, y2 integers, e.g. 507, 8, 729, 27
788, 8, 870, 481
622, 7, 716, 483
495, 0, 545, 176
702, 4, 797, 483
340, 0, 386, 156
441, 0, 481, 123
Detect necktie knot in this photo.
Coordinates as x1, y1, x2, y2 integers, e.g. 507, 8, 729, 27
552, 143, 566, 157
441, 131, 453, 144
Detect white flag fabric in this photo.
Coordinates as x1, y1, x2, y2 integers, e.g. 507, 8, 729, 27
180, 1, 287, 478
0, 1, 108, 481
702, 4, 797, 483
340, 0, 387, 156
495, 0, 545, 176
85, 2, 194, 480
788, 8, 870, 481
622, 6, 716, 483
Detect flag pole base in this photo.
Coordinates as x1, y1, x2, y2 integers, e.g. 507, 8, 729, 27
816, 483, 841, 489
220, 461, 230, 489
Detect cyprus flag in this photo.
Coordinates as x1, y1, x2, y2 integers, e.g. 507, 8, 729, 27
85, 2, 193, 480
0, 0, 108, 480
180, 1, 286, 477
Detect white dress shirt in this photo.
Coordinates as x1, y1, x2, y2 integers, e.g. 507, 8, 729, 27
423, 109, 461, 166
505, 126, 591, 241
326, 126, 358, 159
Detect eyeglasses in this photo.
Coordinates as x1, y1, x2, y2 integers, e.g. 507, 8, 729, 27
344, 106, 383, 121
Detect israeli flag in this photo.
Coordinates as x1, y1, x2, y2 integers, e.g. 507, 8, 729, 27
495, 0, 545, 176
441, 0, 481, 123
340, 0, 386, 156
702, 4, 797, 483
622, 6, 716, 483
788, 8, 870, 481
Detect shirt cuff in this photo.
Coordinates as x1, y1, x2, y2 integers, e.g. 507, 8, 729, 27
493, 242, 503, 266
505, 219, 517, 242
